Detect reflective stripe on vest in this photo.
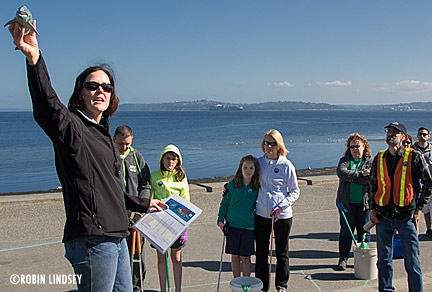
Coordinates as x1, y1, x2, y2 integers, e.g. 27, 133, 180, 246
375, 148, 414, 207
398, 149, 410, 206
376, 151, 388, 206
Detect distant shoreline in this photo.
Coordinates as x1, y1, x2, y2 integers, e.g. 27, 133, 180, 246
0, 166, 337, 196
3, 99, 432, 112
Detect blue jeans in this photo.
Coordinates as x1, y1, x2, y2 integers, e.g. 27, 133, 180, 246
339, 203, 370, 260
65, 236, 133, 292
376, 217, 422, 292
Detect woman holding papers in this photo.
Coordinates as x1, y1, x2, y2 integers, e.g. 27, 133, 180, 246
150, 144, 190, 292
6, 18, 167, 292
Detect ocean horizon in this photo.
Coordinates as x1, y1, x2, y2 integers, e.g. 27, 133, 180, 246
1, 110, 431, 194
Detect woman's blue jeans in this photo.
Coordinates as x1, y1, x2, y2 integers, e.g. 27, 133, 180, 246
64, 236, 133, 292
376, 217, 422, 292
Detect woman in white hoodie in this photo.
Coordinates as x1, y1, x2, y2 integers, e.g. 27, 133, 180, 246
255, 129, 300, 292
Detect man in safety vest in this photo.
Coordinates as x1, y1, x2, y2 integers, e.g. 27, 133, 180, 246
114, 125, 151, 292
369, 121, 432, 292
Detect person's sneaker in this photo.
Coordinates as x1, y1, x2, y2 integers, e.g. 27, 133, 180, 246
276, 287, 288, 292
337, 259, 347, 270
426, 229, 432, 238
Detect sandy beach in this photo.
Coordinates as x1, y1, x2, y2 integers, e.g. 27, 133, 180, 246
1, 175, 432, 292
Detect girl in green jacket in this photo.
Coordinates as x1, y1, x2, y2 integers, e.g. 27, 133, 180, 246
217, 155, 260, 277
150, 144, 189, 292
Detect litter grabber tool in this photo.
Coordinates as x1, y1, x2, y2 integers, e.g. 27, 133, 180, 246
130, 229, 144, 292
273, 192, 291, 210
359, 234, 370, 249
337, 203, 358, 248
270, 191, 292, 222
165, 251, 171, 292
268, 214, 275, 291
217, 224, 228, 292
266, 196, 287, 290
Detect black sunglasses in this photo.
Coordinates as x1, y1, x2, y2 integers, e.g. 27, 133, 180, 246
385, 128, 401, 134
418, 132, 429, 137
349, 145, 361, 149
83, 82, 114, 93
264, 141, 277, 146
403, 141, 412, 145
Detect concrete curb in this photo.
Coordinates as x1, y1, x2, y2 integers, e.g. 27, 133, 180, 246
0, 176, 339, 205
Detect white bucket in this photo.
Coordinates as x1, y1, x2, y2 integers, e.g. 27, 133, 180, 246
230, 276, 263, 292
354, 246, 378, 280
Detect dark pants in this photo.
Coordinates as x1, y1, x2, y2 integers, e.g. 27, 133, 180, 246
255, 214, 292, 291
126, 228, 146, 291
338, 203, 370, 260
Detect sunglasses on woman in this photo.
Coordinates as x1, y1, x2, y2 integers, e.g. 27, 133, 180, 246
83, 82, 114, 93
264, 141, 277, 146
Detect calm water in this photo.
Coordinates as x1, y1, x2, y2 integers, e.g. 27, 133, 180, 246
1, 110, 431, 193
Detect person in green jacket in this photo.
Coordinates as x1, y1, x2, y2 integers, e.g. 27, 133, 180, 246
150, 144, 189, 292
217, 155, 260, 277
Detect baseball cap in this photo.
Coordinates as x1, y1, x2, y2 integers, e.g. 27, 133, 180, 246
384, 121, 407, 134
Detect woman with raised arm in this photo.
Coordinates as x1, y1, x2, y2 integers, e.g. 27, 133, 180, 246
7, 20, 166, 292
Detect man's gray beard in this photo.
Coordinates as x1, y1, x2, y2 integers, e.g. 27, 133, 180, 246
386, 137, 399, 147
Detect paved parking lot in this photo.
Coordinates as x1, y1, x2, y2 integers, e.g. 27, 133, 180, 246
1, 176, 432, 291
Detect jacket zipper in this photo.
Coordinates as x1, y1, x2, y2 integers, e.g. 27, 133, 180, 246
90, 188, 102, 229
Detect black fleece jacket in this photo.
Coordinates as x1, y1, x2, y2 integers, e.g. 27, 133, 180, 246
27, 54, 150, 242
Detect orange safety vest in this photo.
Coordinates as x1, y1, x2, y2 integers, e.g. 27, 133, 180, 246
375, 148, 414, 207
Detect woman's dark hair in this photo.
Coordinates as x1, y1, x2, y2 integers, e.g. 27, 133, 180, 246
234, 155, 260, 189
68, 64, 119, 118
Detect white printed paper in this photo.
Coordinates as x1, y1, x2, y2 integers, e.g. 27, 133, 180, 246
133, 194, 202, 254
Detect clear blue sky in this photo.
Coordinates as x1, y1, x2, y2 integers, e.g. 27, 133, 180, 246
2, 0, 432, 109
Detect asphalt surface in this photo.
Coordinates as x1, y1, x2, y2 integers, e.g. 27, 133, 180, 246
1, 175, 432, 292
